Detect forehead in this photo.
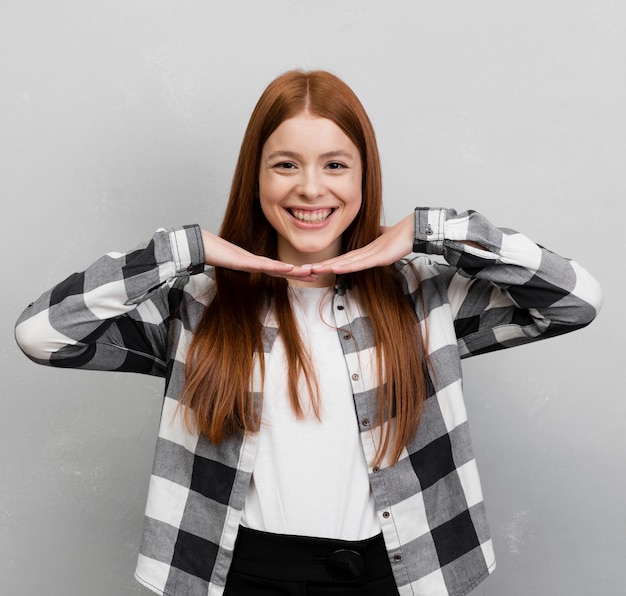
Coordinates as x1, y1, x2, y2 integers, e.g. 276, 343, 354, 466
263, 113, 358, 155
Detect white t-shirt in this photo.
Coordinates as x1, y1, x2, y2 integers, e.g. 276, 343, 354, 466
241, 286, 380, 540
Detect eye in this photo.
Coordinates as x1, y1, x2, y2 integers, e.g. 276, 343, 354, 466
273, 161, 297, 170
326, 162, 347, 170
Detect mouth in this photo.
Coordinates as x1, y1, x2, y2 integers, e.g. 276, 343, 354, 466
287, 207, 335, 223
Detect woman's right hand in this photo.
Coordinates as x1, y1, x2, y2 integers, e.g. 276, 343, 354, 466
201, 230, 319, 282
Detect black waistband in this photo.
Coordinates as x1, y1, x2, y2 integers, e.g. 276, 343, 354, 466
230, 526, 393, 584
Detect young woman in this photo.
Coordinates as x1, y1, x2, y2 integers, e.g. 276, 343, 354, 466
15, 70, 602, 596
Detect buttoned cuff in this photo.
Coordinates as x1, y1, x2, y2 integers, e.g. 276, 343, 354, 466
413, 208, 449, 255
168, 225, 206, 275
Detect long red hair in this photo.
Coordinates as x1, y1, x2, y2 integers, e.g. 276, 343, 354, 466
181, 70, 428, 466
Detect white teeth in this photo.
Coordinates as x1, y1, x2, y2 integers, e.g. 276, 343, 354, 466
290, 209, 333, 223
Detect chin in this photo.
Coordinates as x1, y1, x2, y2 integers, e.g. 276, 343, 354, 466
298, 245, 335, 258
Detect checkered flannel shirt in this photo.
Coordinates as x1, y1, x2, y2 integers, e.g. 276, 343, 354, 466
15, 208, 602, 596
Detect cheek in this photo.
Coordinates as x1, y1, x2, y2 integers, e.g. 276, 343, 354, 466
258, 192, 284, 233
257, 178, 274, 216
348, 198, 363, 226
346, 172, 363, 204
347, 181, 363, 213
258, 197, 274, 225
345, 182, 364, 228
258, 174, 286, 206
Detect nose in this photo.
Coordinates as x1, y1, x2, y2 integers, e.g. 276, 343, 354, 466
297, 168, 324, 201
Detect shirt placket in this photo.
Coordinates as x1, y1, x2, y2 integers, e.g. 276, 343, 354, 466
331, 285, 409, 590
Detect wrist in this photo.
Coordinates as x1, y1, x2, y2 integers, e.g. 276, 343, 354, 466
413, 207, 447, 255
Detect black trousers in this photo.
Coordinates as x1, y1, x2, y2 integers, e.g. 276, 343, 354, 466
224, 526, 400, 596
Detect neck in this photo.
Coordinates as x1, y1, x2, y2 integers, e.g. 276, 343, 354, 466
289, 273, 335, 288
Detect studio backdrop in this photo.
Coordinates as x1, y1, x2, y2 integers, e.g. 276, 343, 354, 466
1, 2, 624, 595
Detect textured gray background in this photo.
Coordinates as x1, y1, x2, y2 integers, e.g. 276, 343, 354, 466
2, 1, 624, 595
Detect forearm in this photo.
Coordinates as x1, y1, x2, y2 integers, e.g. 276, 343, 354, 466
15, 225, 205, 369
412, 208, 602, 353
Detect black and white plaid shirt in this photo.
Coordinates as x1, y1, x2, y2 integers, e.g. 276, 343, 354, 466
15, 208, 602, 596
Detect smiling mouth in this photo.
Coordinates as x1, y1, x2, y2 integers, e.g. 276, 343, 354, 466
287, 208, 335, 223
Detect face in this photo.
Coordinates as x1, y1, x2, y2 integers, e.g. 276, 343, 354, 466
258, 112, 363, 265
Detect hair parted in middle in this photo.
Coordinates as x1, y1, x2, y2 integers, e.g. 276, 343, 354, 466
181, 69, 428, 467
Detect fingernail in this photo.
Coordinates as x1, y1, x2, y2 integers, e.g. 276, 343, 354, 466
301, 264, 313, 270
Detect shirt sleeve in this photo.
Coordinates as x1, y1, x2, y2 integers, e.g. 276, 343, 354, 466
412, 207, 603, 357
15, 225, 206, 375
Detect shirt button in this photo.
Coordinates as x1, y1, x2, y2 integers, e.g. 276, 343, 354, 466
362, 418, 370, 427
393, 554, 402, 562
343, 333, 352, 340
351, 373, 359, 381
336, 304, 344, 310
373, 466, 380, 473
382, 511, 390, 519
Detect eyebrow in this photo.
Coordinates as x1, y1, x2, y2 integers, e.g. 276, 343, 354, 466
266, 149, 356, 161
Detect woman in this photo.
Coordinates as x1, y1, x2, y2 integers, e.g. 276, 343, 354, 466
15, 70, 602, 596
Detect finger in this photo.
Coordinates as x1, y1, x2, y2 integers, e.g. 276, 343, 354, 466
257, 258, 297, 273
237, 258, 320, 282
233, 255, 295, 274
310, 246, 383, 273
264, 265, 319, 282
310, 257, 377, 275
268, 272, 320, 283
312, 243, 377, 266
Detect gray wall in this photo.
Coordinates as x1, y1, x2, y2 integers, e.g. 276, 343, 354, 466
2, 2, 624, 595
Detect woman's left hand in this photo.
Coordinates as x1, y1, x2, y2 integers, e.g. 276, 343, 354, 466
310, 213, 414, 275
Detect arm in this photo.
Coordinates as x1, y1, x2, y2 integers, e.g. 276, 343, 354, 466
413, 208, 602, 355
15, 226, 320, 374
311, 208, 602, 355
15, 226, 206, 375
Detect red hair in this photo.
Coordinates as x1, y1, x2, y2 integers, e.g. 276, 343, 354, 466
181, 70, 428, 466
